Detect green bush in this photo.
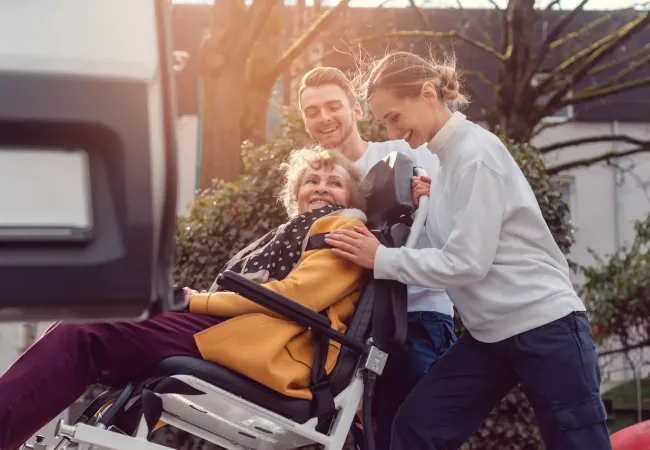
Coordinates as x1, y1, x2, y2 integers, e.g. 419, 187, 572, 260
580, 214, 650, 348
171, 109, 573, 450
174, 108, 308, 288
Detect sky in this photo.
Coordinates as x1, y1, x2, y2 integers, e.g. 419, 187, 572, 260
171, 0, 640, 10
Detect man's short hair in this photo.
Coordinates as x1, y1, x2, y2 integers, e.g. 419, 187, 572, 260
299, 67, 357, 109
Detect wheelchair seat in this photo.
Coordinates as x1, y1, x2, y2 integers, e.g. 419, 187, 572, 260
152, 356, 313, 423
45, 151, 423, 450
148, 277, 376, 426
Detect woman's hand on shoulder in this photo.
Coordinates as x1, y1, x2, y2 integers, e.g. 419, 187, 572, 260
324, 225, 381, 270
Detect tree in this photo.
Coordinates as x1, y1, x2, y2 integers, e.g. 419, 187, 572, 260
331, 0, 650, 176
198, 0, 350, 187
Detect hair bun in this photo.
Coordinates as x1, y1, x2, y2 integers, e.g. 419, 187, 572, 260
437, 65, 460, 102
363, 51, 469, 108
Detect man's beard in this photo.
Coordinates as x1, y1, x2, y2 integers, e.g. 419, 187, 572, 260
323, 118, 355, 149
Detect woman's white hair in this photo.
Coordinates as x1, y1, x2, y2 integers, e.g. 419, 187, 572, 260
278, 145, 368, 217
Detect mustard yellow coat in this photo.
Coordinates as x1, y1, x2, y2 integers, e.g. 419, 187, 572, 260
189, 213, 366, 400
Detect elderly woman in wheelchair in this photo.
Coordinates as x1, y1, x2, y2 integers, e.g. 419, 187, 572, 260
6, 146, 426, 450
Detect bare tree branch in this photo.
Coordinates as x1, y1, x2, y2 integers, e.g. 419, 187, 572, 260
544, 0, 563, 11
501, 1, 515, 60
347, 30, 507, 61
463, 70, 495, 88
546, 147, 650, 175
408, 0, 432, 29
516, 1, 594, 104
552, 12, 649, 76
580, 52, 650, 93
453, 0, 497, 47
540, 135, 650, 153
599, 341, 650, 358
267, 0, 350, 81
239, 0, 283, 55
587, 42, 650, 77
549, 14, 613, 51
487, 0, 502, 10
565, 75, 650, 106
540, 12, 650, 116
533, 115, 578, 137
544, 0, 591, 53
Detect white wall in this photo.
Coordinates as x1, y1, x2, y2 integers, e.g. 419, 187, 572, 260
535, 121, 650, 275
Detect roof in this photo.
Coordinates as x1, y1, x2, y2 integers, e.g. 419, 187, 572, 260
602, 377, 650, 411
171, 4, 650, 123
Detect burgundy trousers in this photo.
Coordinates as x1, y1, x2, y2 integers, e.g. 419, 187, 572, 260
0, 312, 221, 450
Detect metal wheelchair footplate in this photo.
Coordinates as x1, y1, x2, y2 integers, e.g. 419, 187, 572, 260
21, 435, 48, 450
26, 419, 173, 450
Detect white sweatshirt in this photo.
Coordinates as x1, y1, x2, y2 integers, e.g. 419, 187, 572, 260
355, 140, 454, 317
374, 112, 585, 343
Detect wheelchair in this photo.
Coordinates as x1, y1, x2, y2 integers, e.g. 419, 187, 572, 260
23, 151, 430, 450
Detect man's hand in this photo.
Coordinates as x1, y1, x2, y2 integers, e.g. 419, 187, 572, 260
183, 288, 207, 308
412, 175, 431, 208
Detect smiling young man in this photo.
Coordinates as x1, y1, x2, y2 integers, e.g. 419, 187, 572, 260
298, 66, 457, 449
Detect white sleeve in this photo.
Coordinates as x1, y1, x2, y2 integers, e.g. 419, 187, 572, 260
374, 161, 506, 288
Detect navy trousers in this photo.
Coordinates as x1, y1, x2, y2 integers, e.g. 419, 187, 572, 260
390, 312, 611, 450
372, 311, 456, 450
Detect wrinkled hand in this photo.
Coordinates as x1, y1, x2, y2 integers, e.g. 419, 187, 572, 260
183, 288, 207, 307
325, 226, 381, 269
411, 175, 431, 208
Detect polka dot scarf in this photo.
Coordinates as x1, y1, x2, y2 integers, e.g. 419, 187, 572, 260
214, 204, 344, 290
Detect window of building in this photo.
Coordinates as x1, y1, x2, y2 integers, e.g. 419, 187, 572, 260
556, 176, 577, 224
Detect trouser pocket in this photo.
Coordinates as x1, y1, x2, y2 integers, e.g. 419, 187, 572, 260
406, 312, 455, 377
553, 396, 611, 450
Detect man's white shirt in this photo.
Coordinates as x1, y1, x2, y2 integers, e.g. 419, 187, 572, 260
354, 140, 454, 316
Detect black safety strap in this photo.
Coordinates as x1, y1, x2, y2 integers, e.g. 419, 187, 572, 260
311, 328, 337, 432
371, 224, 409, 349
304, 236, 341, 431
305, 227, 409, 430
305, 231, 382, 252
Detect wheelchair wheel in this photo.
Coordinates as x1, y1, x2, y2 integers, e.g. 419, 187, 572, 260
72, 388, 121, 426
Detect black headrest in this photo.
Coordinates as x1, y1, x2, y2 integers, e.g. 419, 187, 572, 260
364, 151, 415, 229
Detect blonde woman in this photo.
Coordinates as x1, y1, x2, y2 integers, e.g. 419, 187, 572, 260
325, 52, 610, 450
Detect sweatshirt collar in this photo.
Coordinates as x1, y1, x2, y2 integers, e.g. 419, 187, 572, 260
426, 112, 467, 160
